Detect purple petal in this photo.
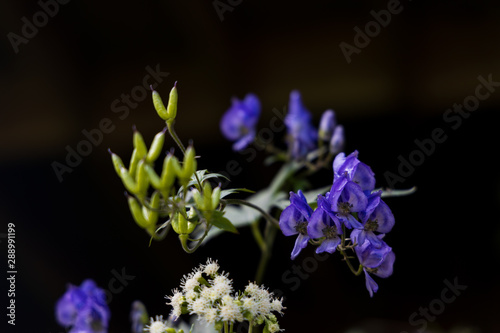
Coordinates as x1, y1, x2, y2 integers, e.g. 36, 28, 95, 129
290, 190, 313, 218
232, 131, 256, 151
364, 270, 379, 298
332, 152, 346, 180
371, 200, 395, 233
340, 181, 368, 213
329, 125, 345, 155
316, 237, 341, 254
342, 213, 363, 230
307, 208, 328, 239
319, 110, 336, 141
291, 233, 309, 260
373, 250, 395, 278
279, 205, 301, 236
352, 162, 376, 192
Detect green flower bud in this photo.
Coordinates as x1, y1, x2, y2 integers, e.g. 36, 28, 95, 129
160, 154, 180, 192
152, 83, 177, 123
128, 148, 140, 178
192, 189, 204, 210
202, 181, 212, 210
135, 159, 149, 199
133, 127, 147, 159
120, 167, 139, 193
165, 329, 176, 333
211, 186, 221, 210
144, 191, 161, 226
108, 149, 124, 177
144, 164, 161, 189
146, 128, 166, 164
127, 196, 149, 228
172, 211, 196, 235
178, 146, 197, 188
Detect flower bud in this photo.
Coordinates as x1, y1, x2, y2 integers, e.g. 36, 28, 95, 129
318, 110, 336, 141
127, 196, 149, 228
178, 146, 197, 188
152, 83, 177, 123
160, 154, 180, 192
109, 150, 124, 177
146, 128, 166, 164
133, 128, 148, 159
211, 186, 221, 210
329, 124, 345, 155
172, 212, 196, 235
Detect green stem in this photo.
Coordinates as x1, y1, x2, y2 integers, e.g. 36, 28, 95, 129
221, 199, 280, 227
255, 221, 278, 284
167, 121, 186, 154
224, 321, 229, 333
251, 219, 266, 252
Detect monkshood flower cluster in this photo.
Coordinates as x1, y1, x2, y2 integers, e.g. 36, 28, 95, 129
163, 258, 285, 333
279, 151, 396, 297
220, 90, 344, 159
55, 279, 110, 333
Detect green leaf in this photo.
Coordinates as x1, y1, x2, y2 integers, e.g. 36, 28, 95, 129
378, 186, 417, 198
209, 211, 238, 234
220, 188, 255, 199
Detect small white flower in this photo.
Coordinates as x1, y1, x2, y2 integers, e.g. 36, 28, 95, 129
219, 295, 243, 323
144, 315, 168, 333
203, 258, 220, 276
271, 298, 285, 315
166, 288, 185, 318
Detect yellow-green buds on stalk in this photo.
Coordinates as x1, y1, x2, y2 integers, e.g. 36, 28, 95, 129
152, 82, 178, 124
177, 146, 197, 188
192, 182, 221, 212
133, 127, 148, 159
109, 150, 125, 177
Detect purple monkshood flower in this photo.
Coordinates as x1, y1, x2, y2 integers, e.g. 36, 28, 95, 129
332, 151, 375, 192
307, 193, 343, 254
284, 90, 318, 160
318, 110, 336, 141
220, 93, 261, 151
351, 191, 395, 248
355, 238, 395, 297
329, 124, 345, 155
56, 279, 110, 333
279, 190, 313, 260
328, 175, 367, 229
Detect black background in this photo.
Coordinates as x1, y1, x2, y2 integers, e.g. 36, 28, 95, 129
1, 1, 499, 332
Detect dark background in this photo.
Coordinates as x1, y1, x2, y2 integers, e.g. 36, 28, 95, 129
1, 0, 499, 332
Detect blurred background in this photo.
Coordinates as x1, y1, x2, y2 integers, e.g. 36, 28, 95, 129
1, 0, 499, 332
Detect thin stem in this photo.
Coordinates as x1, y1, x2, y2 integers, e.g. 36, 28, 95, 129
167, 121, 186, 154
248, 323, 253, 333
255, 221, 278, 284
224, 321, 229, 333
251, 219, 266, 252
221, 199, 279, 227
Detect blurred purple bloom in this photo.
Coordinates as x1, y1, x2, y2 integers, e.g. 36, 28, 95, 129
220, 93, 261, 151
307, 194, 343, 254
279, 190, 313, 259
285, 90, 318, 159
56, 279, 110, 333
318, 110, 336, 141
355, 238, 395, 297
329, 124, 345, 155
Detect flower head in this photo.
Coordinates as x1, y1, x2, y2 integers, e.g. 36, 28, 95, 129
284, 90, 318, 159
55, 279, 110, 333
144, 315, 168, 333
355, 238, 395, 297
279, 190, 313, 259
307, 194, 343, 254
220, 93, 261, 151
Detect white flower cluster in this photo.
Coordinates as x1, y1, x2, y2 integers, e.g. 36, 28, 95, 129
165, 258, 285, 333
